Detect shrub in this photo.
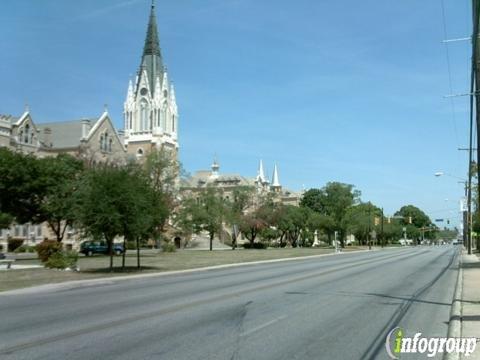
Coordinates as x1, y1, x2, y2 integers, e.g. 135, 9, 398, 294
36, 240, 62, 263
14, 245, 36, 253
7, 238, 24, 252
242, 242, 268, 249
161, 242, 176, 252
126, 241, 137, 250
45, 250, 78, 269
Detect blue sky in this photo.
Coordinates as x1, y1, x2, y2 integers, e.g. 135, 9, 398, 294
0, 0, 473, 224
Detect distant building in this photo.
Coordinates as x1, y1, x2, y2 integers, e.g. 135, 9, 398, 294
181, 158, 301, 207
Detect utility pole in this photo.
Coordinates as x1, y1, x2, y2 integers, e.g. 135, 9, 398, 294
470, 0, 480, 255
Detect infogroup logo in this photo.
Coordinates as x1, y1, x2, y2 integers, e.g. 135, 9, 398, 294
385, 327, 477, 359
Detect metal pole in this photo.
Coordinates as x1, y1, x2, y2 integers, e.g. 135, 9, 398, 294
473, 0, 480, 254
381, 208, 384, 248
467, 0, 478, 255
368, 207, 372, 250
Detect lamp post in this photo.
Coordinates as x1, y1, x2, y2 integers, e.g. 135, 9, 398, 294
434, 171, 471, 254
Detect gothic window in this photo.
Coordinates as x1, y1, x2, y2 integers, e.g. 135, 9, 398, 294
129, 112, 132, 129
162, 102, 168, 130
172, 115, 175, 132
109, 139, 113, 152
140, 100, 149, 132
19, 130, 23, 143
24, 124, 30, 143
100, 134, 104, 151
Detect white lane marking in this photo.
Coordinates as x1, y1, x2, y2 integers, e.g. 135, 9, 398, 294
240, 315, 288, 337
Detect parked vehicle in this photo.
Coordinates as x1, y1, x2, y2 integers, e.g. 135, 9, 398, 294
80, 241, 124, 256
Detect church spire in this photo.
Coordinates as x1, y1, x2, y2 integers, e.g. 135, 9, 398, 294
139, 0, 164, 95
272, 163, 281, 187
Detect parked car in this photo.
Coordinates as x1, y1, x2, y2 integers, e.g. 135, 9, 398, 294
80, 241, 124, 256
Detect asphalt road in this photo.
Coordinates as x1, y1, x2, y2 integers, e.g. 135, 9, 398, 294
0, 246, 459, 360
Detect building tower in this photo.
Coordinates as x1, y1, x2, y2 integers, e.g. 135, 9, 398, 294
123, 0, 179, 158
271, 163, 282, 193
255, 159, 270, 192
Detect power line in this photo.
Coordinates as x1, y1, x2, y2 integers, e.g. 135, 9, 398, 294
440, 0, 461, 154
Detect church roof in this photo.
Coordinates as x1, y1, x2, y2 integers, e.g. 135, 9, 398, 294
182, 170, 255, 188
138, 1, 164, 95
36, 118, 98, 148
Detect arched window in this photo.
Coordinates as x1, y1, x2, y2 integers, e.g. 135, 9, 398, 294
162, 102, 168, 130
24, 124, 30, 143
100, 134, 104, 151
19, 130, 23, 143
172, 115, 175, 132
140, 100, 148, 132
109, 139, 112, 152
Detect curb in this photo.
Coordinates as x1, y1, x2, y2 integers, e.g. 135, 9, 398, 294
0, 249, 377, 296
444, 252, 463, 360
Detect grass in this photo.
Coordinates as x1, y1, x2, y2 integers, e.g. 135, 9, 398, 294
0, 247, 369, 292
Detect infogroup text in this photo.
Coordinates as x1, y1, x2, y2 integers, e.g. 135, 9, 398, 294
385, 327, 478, 358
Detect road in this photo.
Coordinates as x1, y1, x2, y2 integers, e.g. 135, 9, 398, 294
0, 246, 459, 360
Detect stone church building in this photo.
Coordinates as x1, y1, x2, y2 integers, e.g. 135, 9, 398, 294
0, 1, 298, 251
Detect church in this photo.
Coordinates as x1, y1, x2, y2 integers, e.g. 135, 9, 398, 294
0, 1, 177, 163
0, 1, 298, 251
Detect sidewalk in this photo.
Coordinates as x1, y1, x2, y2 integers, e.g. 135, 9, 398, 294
459, 252, 480, 359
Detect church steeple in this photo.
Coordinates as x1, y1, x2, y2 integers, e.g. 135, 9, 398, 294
123, 0, 179, 153
139, 0, 164, 96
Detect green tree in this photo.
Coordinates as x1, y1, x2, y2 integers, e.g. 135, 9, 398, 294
0, 148, 46, 225
271, 205, 309, 247
307, 212, 336, 245
395, 205, 435, 241
300, 182, 360, 247
75, 165, 160, 271
178, 187, 226, 251
37, 154, 84, 242
343, 202, 382, 245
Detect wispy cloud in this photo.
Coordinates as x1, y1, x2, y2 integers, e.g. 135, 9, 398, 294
75, 0, 145, 21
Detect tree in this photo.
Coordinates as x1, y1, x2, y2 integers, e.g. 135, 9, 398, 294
142, 150, 178, 249
394, 205, 435, 241
75, 165, 161, 271
343, 202, 382, 245
307, 212, 336, 245
37, 154, 84, 242
0, 148, 46, 226
300, 182, 360, 247
270, 205, 309, 247
178, 187, 226, 251
0, 149, 84, 243
237, 207, 270, 246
